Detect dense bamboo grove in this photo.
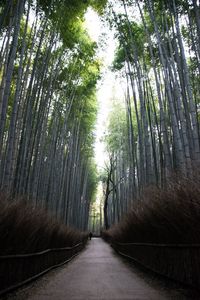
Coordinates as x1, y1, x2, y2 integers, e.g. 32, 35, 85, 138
0, 0, 107, 230
103, 0, 200, 228
0, 0, 199, 233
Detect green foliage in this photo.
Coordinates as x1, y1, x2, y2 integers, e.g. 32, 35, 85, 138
90, 0, 107, 14
87, 159, 98, 203
112, 19, 148, 71
112, 47, 125, 71
36, 0, 107, 48
105, 100, 128, 154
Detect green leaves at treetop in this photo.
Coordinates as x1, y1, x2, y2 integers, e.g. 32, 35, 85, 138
37, 0, 107, 16
105, 101, 129, 154
112, 47, 125, 71
37, 0, 107, 48
112, 20, 147, 71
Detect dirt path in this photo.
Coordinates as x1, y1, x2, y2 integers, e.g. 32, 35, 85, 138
6, 238, 197, 299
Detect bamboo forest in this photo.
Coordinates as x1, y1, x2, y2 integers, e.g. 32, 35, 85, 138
0, 0, 200, 298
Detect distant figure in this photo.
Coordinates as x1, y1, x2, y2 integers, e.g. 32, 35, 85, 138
89, 232, 93, 240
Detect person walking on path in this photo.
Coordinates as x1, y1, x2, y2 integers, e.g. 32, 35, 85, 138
89, 232, 93, 240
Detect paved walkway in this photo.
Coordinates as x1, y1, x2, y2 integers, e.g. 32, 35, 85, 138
7, 238, 196, 299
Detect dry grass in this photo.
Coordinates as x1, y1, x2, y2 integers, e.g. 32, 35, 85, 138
0, 195, 87, 255
102, 174, 200, 288
105, 174, 200, 244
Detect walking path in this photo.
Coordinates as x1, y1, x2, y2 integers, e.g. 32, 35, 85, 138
8, 238, 196, 299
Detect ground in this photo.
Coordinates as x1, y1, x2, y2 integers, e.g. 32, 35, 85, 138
3, 238, 199, 300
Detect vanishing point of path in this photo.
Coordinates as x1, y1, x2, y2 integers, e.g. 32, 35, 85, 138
6, 238, 198, 300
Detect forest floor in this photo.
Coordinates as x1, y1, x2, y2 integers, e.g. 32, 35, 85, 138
3, 238, 199, 300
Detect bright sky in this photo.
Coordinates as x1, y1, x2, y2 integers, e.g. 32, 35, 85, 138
85, 7, 130, 223
85, 8, 125, 170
